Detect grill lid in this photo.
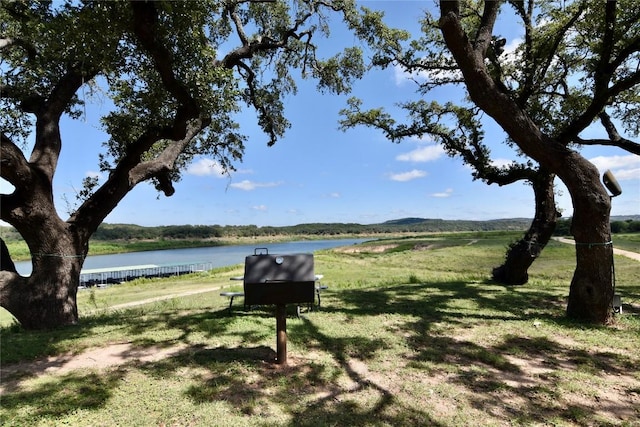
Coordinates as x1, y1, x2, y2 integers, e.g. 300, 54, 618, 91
244, 253, 314, 284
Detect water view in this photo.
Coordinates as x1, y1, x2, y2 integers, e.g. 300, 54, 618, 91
14, 238, 368, 276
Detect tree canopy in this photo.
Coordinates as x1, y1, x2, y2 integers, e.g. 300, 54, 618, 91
0, 0, 364, 329
341, 0, 639, 323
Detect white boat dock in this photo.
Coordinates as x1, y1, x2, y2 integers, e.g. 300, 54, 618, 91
80, 262, 213, 287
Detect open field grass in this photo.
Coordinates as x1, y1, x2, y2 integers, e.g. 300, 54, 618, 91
1, 235, 639, 426
612, 233, 640, 253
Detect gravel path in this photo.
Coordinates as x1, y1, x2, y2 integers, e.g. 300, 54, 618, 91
553, 237, 640, 261
105, 285, 224, 311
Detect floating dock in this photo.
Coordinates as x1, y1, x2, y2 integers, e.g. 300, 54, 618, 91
80, 262, 213, 287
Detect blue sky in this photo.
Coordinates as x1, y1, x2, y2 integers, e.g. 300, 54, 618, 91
2, 1, 638, 227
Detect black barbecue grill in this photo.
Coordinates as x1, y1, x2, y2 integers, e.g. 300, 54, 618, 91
241, 248, 317, 365
243, 249, 316, 306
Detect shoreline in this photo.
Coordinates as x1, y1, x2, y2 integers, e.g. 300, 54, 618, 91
3, 233, 399, 262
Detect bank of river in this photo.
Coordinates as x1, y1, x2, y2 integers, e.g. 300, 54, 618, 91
14, 238, 369, 276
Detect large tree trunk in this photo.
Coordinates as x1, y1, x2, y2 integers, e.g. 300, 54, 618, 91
492, 169, 559, 285
564, 159, 614, 323
0, 149, 90, 329
0, 219, 86, 329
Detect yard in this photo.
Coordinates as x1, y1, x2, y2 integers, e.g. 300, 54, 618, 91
1, 233, 639, 426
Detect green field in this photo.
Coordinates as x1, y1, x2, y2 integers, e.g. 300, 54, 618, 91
1, 234, 639, 426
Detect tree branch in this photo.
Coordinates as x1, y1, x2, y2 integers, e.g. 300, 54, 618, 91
473, 1, 500, 58
0, 37, 37, 60
128, 117, 210, 194
0, 134, 38, 225
70, 2, 213, 233
130, 1, 197, 113
593, 0, 617, 93
517, 2, 585, 106
215, 1, 314, 70
0, 82, 46, 113
573, 112, 640, 155
0, 238, 17, 273
557, 3, 639, 142
0, 133, 33, 187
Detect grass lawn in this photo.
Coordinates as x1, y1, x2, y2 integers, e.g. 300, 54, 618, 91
1, 234, 639, 426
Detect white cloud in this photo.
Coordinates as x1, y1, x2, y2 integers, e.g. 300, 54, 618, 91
613, 168, 640, 181
389, 169, 427, 182
328, 192, 341, 198
589, 155, 640, 181
230, 180, 282, 191
396, 145, 445, 162
394, 65, 421, 86
431, 188, 454, 198
503, 38, 523, 56
252, 205, 268, 211
187, 158, 227, 177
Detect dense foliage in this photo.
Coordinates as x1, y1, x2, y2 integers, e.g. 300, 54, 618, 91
554, 218, 640, 236
1, 217, 638, 244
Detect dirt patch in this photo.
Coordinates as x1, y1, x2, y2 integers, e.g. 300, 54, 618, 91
1, 342, 186, 394
335, 244, 399, 254
412, 243, 437, 251
554, 237, 640, 261
104, 286, 223, 311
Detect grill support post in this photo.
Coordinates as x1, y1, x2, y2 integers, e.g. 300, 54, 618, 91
276, 304, 287, 365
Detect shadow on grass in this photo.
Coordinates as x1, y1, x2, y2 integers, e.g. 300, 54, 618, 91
458, 333, 640, 425
1, 275, 638, 426
0, 370, 126, 426
136, 336, 443, 426
289, 280, 639, 425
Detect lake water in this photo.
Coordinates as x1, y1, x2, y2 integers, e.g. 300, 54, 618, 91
14, 238, 368, 276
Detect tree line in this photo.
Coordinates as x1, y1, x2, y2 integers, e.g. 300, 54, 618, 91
90, 219, 530, 240
2, 217, 638, 244
554, 218, 640, 236
5, 217, 638, 243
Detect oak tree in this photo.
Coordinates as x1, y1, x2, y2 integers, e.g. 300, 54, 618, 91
0, 0, 362, 329
343, 0, 639, 323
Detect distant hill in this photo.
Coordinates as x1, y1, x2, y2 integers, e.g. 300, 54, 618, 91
374, 217, 533, 233
382, 218, 428, 226
1, 216, 638, 242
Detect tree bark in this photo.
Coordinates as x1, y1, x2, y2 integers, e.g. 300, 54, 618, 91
0, 217, 85, 329
564, 157, 615, 323
492, 169, 559, 286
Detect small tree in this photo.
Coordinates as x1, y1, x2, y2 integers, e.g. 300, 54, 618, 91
343, 0, 639, 323
341, 98, 561, 287
0, 0, 363, 329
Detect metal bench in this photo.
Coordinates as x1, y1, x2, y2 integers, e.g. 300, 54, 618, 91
220, 290, 245, 311
221, 274, 326, 313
